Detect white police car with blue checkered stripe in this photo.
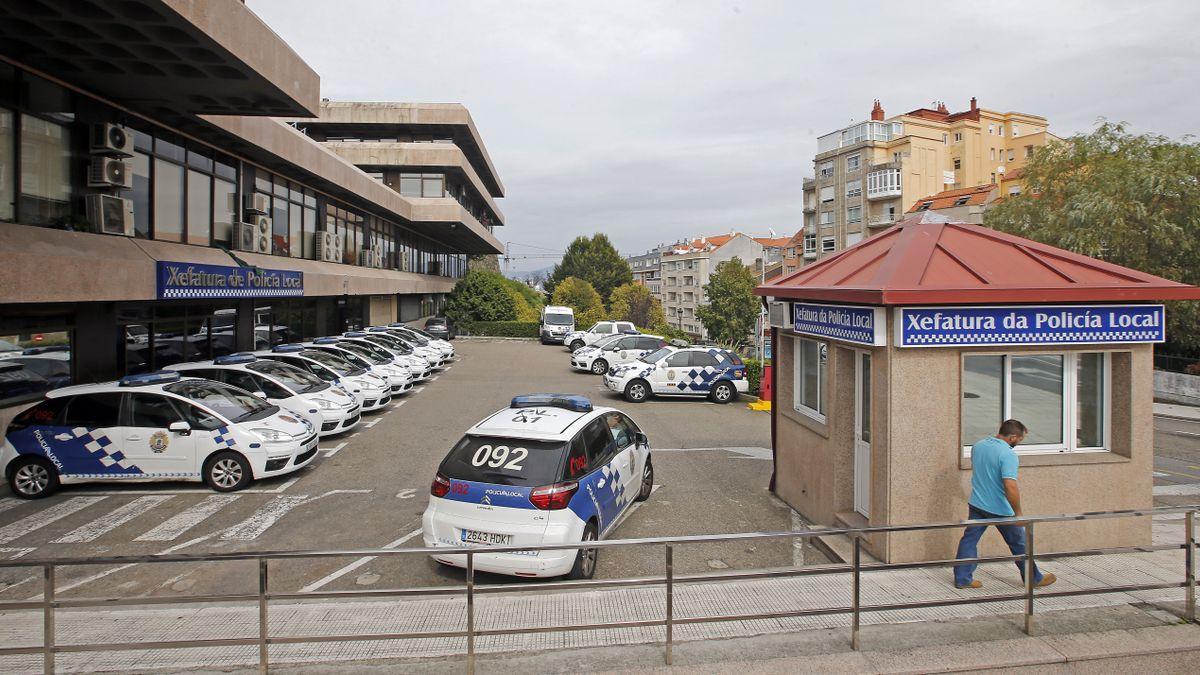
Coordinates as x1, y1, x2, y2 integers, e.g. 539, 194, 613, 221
365, 327, 444, 369
386, 323, 455, 361
571, 334, 667, 375
2, 371, 319, 499
303, 338, 413, 396
340, 332, 433, 381
603, 345, 749, 404
253, 345, 393, 412
422, 394, 653, 579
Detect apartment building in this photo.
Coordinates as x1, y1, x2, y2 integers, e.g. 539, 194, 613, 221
800, 98, 1055, 264
660, 234, 764, 339
0, 0, 503, 407
625, 245, 671, 297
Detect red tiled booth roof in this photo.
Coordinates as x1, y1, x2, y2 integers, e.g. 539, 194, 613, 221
756, 212, 1200, 305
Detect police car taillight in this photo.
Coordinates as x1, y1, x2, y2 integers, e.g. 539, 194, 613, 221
431, 473, 451, 497
529, 481, 578, 510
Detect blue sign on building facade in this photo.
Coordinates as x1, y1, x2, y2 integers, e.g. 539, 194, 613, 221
157, 262, 304, 300
897, 304, 1164, 347
793, 302, 887, 347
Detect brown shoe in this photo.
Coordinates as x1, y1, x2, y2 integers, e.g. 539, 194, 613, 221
1034, 573, 1057, 588
955, 580, 982, 589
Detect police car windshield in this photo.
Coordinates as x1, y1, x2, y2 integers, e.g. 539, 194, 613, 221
333, 341, 388, 365
544, 313, 572, 325
246, 360, 328, 394
365, 335, 412, 354
165, 380, 276, 423
299, 349, 365, 377
325, 347, 373, 370
394, 329, 429, 346
593, 335, 623, 349
640, 347, 673, 363
440, 435, 568, 487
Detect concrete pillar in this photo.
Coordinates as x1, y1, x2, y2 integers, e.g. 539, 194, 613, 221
236, 300, 256, 351
73, 303, 120, 384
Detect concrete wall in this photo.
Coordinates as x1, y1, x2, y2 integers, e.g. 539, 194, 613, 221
774, 314, 1154, 563
1154, 369, 1200, 406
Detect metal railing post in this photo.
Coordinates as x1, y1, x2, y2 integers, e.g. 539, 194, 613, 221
1186, 510, 1196, 622
851, 535, 861, 650
43, 563, 54, 675
665, 544, 674, 665
1023, 522, 1035, 636
466, 551, 475, 675
258, 558, 269, 674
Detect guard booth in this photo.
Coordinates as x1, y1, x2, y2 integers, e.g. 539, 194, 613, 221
756, 213, 1200, 563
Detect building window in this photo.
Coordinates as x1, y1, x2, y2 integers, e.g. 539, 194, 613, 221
803, 232, 816, 255
998, 125, 1004, 137
866, 168, 901, 197
819, 186, 834, 203
399, 173, 445, 198
793, 337, 827, 420
846, 154, 860, 172
153, 157, 184, 242
818, 211, 833, 226
1008, 149, 1015, 162
990, 148, 996, 161
953, 158, 961, 170
961, 352, 1109, 454
990, 172, 996, 183
1025, 145, 1035, 159
942, 133, 948, 144
186, 168, 211, 245
845, 231, 863, 246
846, 205, 862, 223
954, 132, 963, 143
821, 236, 836, 252
1012, 124, 1020, 137
0, 109, 12, 222
988, 124, 995, 135
19, 114, 73, 227
818, 161, 834, 179
845, 179, 861, 198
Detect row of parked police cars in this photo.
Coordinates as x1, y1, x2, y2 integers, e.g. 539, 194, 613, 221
1, 323, 454, 500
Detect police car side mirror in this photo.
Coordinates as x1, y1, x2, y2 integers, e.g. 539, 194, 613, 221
169, 421, 192, 436
252, 391, 267, 399
635, 432, 648, 447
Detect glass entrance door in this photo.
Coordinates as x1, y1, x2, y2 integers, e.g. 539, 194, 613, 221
854, 351, 872, 517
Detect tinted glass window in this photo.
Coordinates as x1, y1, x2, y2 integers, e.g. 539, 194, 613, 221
176, 401, 224, 431
439, 435, 568, 486
640, 347, 673, 364
639, 337, 665, 350
221, 370, 262, 394
129, 393, 182, 428
563, 434, 591, 479
665, 352, 691, 367
298, 350, 358, 376
12, 357, 69, 379
254, 375, 293, 400
164, 380, 275, 423
594, 324, 613, 334
581, 418, 615, 463
725, 352, 744, 366
63, 393, 123, 427
8, 397, 69, 430
605, 413, 637, 449
247, 360, 325, 393
333, 341, 388, 365
690, 352, 721, 368
543, 312, 572, 325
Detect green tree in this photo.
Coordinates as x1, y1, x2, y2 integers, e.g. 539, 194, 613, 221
608, 283, 667, 330
551, 276, 605, 327
697, 257, 760, 349
444, 269, 517, 323
984, 121, 1200, 352
546, 234, 633, 301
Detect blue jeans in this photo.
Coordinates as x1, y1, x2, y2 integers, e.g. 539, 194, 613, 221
953, 505, 1043, 586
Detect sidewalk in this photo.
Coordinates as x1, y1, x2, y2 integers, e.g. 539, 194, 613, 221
1154, 401, 1200, 421
0, 514, 1193, 673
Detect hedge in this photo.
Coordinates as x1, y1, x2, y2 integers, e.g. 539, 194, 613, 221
459, 321, 539, 338
744, 357, 764, 395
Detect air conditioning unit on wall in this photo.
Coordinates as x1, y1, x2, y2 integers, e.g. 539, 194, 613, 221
315, 230, 343, 263
88, 158, 132, 189
234, 215, 271, 254
86, 194, 134, 236
244, 193, 270, 215
90, 123, 134, 157
358, 249, 378, 268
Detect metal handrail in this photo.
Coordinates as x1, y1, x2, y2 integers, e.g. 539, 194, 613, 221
0, 504, 1195, 674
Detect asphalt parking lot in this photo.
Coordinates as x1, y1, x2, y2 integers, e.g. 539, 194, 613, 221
0, 339, 795, 603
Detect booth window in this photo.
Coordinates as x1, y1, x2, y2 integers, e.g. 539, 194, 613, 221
962, 352, 1109, 454
793, 337, 827, 421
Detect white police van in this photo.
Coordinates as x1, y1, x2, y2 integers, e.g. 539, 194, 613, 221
571, 334, 667, 375
563, 321, 637, 352
387, 323, 455, 361
423, 394, 653, 579
539, 305, 575, 344
366, 327, 443, 369
167, 354, 361, 437
342, 332, 433, 381
255, 345, 393, 412
2, 371, 318, 498
305, 338, 413, 396
603, 346, 749, 404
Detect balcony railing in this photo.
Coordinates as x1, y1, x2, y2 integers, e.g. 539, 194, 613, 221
868, 214, 897, 228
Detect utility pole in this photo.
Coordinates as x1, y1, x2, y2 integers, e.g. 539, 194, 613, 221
504, 241, 510, 277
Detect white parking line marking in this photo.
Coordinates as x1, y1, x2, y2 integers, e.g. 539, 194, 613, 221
1153, 471, 1169, 478
0, 498, 24, 515
363, 419, 381, 428
0, 547, 36, 560
300, 527, 424, 593
220, 489, 371, 541
396, 489, 417, 499
32, 532, 216, 599
428, 375, 440, 381
52, 495, 174, 543
322, 442, 348, 458
135, 494, 240, 542
1153, 483, 1200, 496
0, 496, 107, 545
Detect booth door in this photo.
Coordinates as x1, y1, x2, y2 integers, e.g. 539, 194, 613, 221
854, 352, 872, 517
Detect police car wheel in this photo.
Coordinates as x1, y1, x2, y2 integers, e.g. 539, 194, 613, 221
711, 382, 735, 404
9, 457, 59, 499
591, 358, 609, 375
624, 379, 649, 403
636, 460, 654, 502
569, 340, 585, 352
567, 523, 598, 580
205, 452, 252, 492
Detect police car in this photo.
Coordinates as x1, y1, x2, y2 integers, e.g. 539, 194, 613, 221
387, 323, 455, 361
305, 338, 413, 396
255, 345, 393, 412
423, 394, 653, 579
2, 371, 318, 498
571, 334, 667, 375
342, 332, 433, 381
167, 354, 361, 437
602, 345, 748, 404
366, 327, 443, 369
563, 321, 638, 353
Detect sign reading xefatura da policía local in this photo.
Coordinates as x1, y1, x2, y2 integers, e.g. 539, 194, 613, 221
156, 262, 303, 300
897, 304, 1164, 347
793, 302, 887, 346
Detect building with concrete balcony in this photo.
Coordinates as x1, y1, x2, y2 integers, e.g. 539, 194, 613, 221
660, 234, 764, 339
799, 98, 1056, 265
625, 245, 671, 298
0, 0, 504, 416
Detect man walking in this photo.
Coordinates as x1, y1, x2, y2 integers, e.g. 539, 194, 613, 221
953, 419, 1057, 589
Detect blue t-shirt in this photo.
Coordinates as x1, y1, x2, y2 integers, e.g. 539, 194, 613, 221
969, 436, 1019, 516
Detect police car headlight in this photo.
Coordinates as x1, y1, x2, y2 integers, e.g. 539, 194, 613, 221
314, 398, 336, 410
252, 428, 295, 443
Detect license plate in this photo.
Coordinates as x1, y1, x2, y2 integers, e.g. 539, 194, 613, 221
460, 529, 512, 546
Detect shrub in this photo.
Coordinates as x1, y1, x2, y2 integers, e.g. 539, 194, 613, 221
444, 270, 517, 323
551, 277, 604, 326
743, 357, 764, 394
458, 321, 540, 338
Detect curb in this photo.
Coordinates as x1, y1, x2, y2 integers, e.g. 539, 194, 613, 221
457, 335, 538, 342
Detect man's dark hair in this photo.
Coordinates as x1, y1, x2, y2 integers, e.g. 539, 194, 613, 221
998, 419, 1028, 436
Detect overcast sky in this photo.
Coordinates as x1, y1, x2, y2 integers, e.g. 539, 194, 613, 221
250, 0, 1199, 273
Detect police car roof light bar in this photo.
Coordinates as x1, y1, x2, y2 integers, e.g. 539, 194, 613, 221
213, 353, 257, 365
312, 337, 341, 345
510, 394, 593, 413
343, 331, 368, 338
272, 343, 306, 353
620, 329, 641, 335
118, 370, 183, 387
366, 326, 390, 332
